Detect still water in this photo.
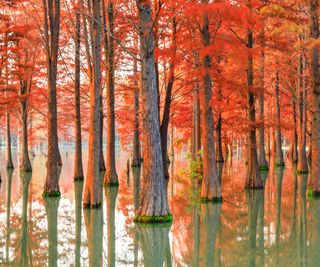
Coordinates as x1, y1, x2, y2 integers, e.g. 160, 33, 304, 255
0, 148, 318, 266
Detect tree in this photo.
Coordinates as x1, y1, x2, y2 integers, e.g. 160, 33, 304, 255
42, 0, 62, 196
134, 0, 171, 223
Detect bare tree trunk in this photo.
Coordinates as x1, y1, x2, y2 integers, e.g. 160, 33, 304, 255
297, 52, 308, 173
160, 18, 177, 180
245, 26, 263, 189
275, 72, 284, 167
257, 37, 268, 169
292, 91, 298, 164
6, 110, 14, 170
310, 0, 320, 194
43, 0, 61, 196
192, 78, 201, 159
103, 0, 118, 185
99, 97, 106, 171
216, 112, 224, 163
74, 3, 84, 180
200, 0, 221, 202
83, 0, 102, 207
132, 55, 141, 167
134, 0, 171, 222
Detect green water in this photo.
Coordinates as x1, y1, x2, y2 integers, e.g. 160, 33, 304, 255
0, 149, 318, 266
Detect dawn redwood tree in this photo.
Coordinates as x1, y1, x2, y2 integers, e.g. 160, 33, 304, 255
134, 0, 171, 223
83, 0, 102, 207
160, 18, 177, 179
244, 2, 263, 189
102, 0, 118, 186
297, 52, 308, 173
73, 1, 83, 181
132, 55, 141, 167
200, 0, 221, 202
310, 0, 320, 195
43, 0, 61, 196
274, 71, 284, 167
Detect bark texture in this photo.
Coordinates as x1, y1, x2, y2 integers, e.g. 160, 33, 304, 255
6, 110, 14, 169
103, 0, 118, 185
200, 0, 221, 201
310, 0, 320, 193
274, 72, 284, 166
135, 0, 171, 220
83, 0, 102, 207
244, 26, 263, 190
43, 0, 61, 194
74, 4, 84, 180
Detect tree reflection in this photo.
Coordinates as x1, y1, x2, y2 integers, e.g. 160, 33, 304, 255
297, 174, 307, 267
275, 167, 284, 266
136, 223, 172, 267
105, 186, 118, 267
132, 166, 141, 266
200, 202, 221, 266
246, 189, 263, 267
74, 180, 83, 267
84, 207, 103, 266
5, 169, 13, 264
19, 171, 32, 266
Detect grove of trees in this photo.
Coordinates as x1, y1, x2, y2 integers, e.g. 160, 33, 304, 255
1, 0, 320, 223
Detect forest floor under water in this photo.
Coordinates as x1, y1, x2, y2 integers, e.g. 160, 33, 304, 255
0, 148, 318, 266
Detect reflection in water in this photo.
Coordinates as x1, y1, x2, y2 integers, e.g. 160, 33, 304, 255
3, 150, 320, 266
246, 190, 262, 267
297, 174, 307, 267
74, 181, 83, 267
84, 208, 103, 267
136, 223, 172, 267
106, 186, 118, 267
19, 171, 32, 266
5, 170, 13, 264
200, 202, 221, 267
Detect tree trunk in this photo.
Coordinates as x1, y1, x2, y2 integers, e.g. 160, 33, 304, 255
43, 0, 61, 196
104, 0, 118, 185
99, 98, 106, 171
106, 186, 118, 267
310, 0, 320, 194
132, 56, 141, 167
134, 0, 171, 222
192, 78, 201, 159
83, 0, 102, 207
245, 27, 263, 190
216, 112, 224, 163
6, 110, 14, 170
257, 39, 268, 169
275, 72, 284, 167
200, 0, 221, 202
20, 96, 32, 172
160, 18, 177, 180
292, 91, 298, 164
74, 4, 84, 180
297, 53, 308, 173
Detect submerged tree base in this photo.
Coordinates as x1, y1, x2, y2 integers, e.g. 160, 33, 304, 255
105, 181, 119, 187
201, 197, 222, 203
134, 214, 173, 224
131, 162, 141, 167
42, 191, 61, 198
307, 188, 320, 199
274, 162, 285, 168
297, 169, 309, 175
259, 166, 269, 172
244, 185, 264, 190
74, 176, 84, 181
83, 203, 102, 209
